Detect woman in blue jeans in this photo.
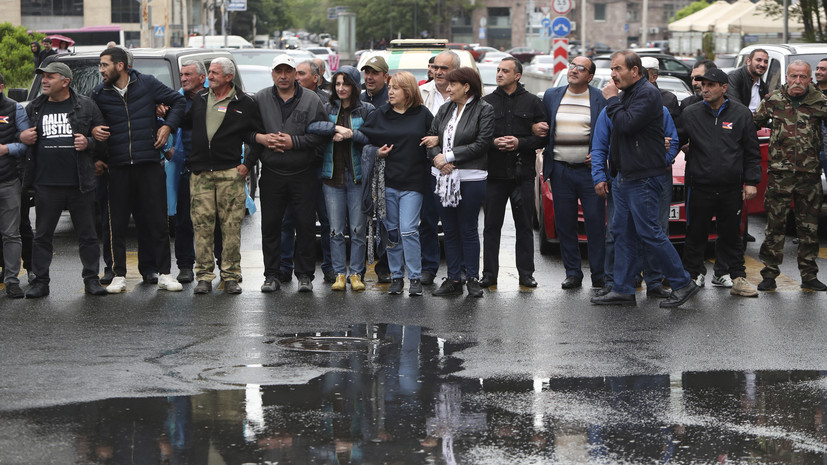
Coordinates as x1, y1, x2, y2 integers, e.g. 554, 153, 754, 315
307, 66, 374, 291
361, 72, 434, 296
425, 67, 495, 297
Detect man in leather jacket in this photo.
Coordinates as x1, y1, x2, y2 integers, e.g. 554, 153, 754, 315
726, 48, 769, 112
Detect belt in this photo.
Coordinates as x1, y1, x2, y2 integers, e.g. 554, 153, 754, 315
555, 160, 589, 169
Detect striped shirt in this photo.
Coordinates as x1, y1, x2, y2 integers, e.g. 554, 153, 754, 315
553, 88, 591, 164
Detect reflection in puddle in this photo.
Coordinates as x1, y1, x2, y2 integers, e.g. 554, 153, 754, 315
2, 324, 827, 463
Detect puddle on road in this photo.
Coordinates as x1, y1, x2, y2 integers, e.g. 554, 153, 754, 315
3, 324, 827, 464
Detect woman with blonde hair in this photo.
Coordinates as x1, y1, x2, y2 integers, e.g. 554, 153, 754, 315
361, 71, 434, 296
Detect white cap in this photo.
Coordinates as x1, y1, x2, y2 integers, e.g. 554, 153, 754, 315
641, 56, 659, 70
271, 54, 297, 69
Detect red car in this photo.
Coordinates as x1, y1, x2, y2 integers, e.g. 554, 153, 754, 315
448, 43, 482, 62
506, 47, 545, 64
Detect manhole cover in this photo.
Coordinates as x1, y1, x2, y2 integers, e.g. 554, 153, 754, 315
277, 336, 382, 353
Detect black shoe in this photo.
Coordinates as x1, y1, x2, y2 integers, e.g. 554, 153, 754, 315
376, 271, 392, 284
388, 278, 404, 295
277, 270, 293, 283
420, 271, 435, 285
261, 277, 280, 293
591, 291, 636, 306
323, 270, 337, 284
660, 282, 700, 308
25, 282, 50, 299
142, 272, 159, 284
745, 232, 756, 242
177, 269, 195, 284
466, 278, 484, 297
519, 275, 538, 288
801, 278, 827, 291
479, 275, 497, 287
84, 279, 108, 296
5, 283, 24, 299
100, 268, 115, 285
594, 284, 613, 297
757, 277, 776, 291
646, 285, 672, 299
592, 278, 605, 289
409, 279, 423, 296
561, 276, 582, 289
224, 280, 242, 294
194, 280, 212, 294
298, 276, 313, 292
433, 279, 463, 296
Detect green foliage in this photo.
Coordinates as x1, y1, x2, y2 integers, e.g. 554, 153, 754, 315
0, 23, 41, 90
230, 0, 294, 39
672, 0, 710, 22
759, 0, 827, 42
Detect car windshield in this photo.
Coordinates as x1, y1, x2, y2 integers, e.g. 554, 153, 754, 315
477, 66, 497, 86
34, 57, 173, 98
237, 66, 273, 93
232, 50, 314, 67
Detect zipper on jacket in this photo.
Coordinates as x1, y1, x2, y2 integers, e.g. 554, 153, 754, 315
117, 92, 134, 164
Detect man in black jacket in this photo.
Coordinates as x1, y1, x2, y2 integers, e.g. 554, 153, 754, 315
480, 57, 546, 288
19, 62, 108, 298
187, 57, 259, 295
681, 68, 761, 297
726, 48, 768, 112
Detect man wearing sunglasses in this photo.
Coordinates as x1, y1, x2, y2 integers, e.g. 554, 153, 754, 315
533, 56, 607, 291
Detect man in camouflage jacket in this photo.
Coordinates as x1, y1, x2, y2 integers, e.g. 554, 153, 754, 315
753, 60, 827, 291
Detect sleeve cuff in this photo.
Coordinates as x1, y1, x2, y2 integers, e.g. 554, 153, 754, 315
445, 150, 455, 163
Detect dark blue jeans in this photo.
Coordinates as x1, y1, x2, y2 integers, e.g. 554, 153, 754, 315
436, 179, 485, 281
612, 173, 690, 295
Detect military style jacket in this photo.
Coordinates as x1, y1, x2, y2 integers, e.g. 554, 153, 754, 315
754, 83, 827, 175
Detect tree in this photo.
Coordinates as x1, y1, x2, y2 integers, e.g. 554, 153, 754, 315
230, 0, 294, 39
671, 0, 710, 22
0, 23, 42, 90
760, 0, 827, 42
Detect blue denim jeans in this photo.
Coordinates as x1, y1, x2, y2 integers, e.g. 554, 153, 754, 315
636, 170, 671, 287
612, 173, 690, 295
437, 179, 485, 281
323, 175, 367, 277
384, 187, 423, 279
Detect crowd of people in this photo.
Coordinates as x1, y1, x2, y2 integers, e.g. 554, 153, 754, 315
0, 46, 825, 305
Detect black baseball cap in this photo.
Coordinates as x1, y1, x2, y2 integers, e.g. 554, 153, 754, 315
694, 68, 728, 84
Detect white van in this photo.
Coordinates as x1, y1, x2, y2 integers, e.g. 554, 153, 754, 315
188, 35, 254, 49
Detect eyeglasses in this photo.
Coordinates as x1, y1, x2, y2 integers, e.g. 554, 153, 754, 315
569, 63, 588, 72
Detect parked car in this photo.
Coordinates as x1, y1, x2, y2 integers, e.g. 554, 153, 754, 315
230, 49, 331, 82
506, 47, 545, 64
594, 52, 692, 86
524, 55, 557, 75
476, 62, 498, 95
474, 46, 500, 61
568, 40, 613, 56
656, 75, 692, 102
448, 43, 481, 61
355, 39, 478, 83
236, 64, 274, 93
480, 51, 514, 64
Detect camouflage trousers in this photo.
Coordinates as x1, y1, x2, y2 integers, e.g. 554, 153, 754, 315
759, 171, 823, 281
191, 168, 246, 282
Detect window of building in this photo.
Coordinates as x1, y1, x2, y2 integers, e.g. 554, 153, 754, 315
488, 7, 511, 28
111, 0, 139, 23
594, 4, 606, 21
627, 2, 640, 22
22, 0, 82, 16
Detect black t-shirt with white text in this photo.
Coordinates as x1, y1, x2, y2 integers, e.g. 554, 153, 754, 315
36, 99, 79, 186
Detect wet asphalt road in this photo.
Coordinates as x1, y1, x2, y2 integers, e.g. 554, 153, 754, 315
1, 206, 827, 463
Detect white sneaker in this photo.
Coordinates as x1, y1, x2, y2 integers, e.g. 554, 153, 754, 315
711, 273, 733, 288
158, 274, 183, 291
106, 276, 127, 293
693, 273, 705, 287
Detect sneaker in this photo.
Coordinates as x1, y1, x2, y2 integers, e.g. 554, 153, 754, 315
5, 282, 24, 299
176, 269, 195, 284
331, 274, 346, 291
261, 277, 280, 292
409, 279, 423, 296
84, 279, 108, 296
194, 280, 212, 294
388, 278, 404, 295
298, 276, 313, 292
693, 273, 705, 287
100, 268, 115, 285
107, 276, 127, 293
711, 274, 733, 288
730, 277, 758, 297
466, 278, 483, 298
349, 274, 366, 292
433, 279, 463, 297
757, 277, 776, 291
25, 282, 49, 299
158, 274, 183, 291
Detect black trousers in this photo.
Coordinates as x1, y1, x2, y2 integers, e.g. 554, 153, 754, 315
682, 185, 746, 279
32, 185, 100, 284
260, 168, 318, 279
108, 163, 172, 277
482, 177, 535, 279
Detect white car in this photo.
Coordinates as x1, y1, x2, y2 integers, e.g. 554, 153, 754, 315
524, 55, 557, 75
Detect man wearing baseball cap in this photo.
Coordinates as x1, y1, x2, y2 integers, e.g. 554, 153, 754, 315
680, 67, 761, 297
246, 54, 327, 293
19, 62, 109, 297
360, 55, 389, 105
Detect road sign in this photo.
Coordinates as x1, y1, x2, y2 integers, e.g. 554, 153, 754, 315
552, 17, 571, 37
552, 38, 569, 77
552, 0, 572, 15
226, 0, 246, 11
154, 26, 164, 38
478, 27, 486, 39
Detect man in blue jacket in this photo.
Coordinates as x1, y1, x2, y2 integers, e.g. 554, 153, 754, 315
91, 47, 186, 294
591, 50, 698, 308
534, 56, 606, 290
